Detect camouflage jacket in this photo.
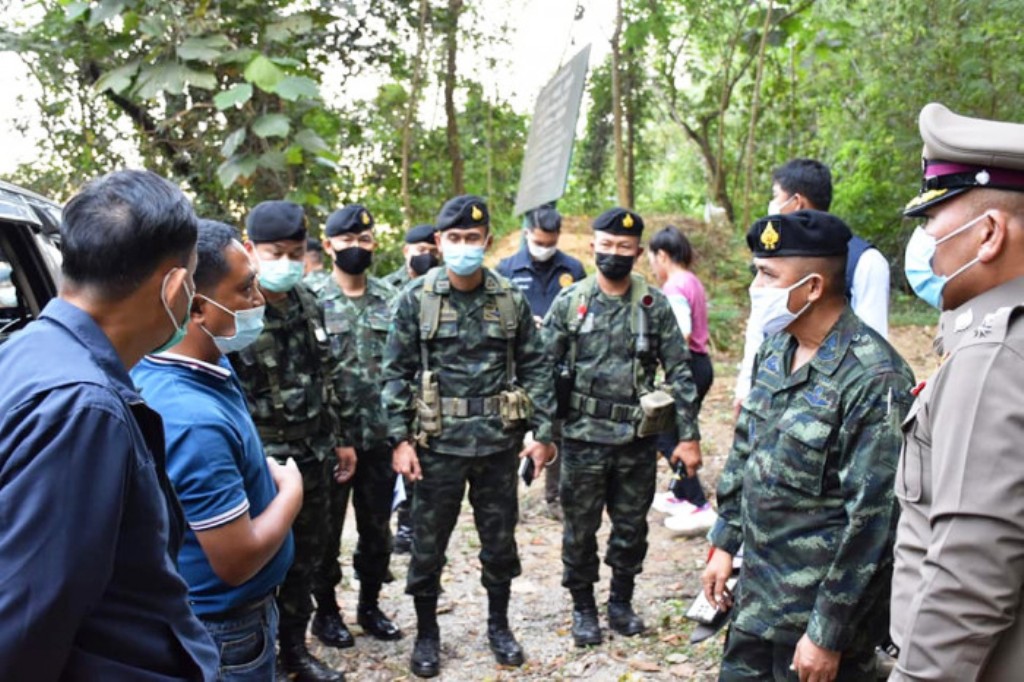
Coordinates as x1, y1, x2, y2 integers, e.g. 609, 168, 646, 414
709, 307, 914, 652
542, 275, 701, 445
228, 284, 342, 461
316, 274, 397, 451
382, 266, 412, 292
381, 266, 555, 456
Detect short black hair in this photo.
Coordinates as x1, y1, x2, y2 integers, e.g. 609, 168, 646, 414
649, 225, 693, 267
772, 159, 832, 211
61, 170, 197, 299
195, 219, 242, 293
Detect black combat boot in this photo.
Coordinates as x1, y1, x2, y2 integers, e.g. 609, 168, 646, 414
607, 574, 645, 636
486, 583, 525, 666
310, 596, 354, 649
279, 627, 345, 682
410, 595, 441, 678
570, 586, 602, 647
357, 581, 402, 640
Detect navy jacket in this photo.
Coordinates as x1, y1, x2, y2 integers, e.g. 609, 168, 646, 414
497, 246, 586, 318
0, 299, 218, 680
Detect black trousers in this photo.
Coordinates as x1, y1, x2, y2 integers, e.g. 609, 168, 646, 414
656, 351, 713, 504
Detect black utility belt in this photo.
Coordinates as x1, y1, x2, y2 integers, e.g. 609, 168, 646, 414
439, 395, 502, 417
568, 392, 640, 422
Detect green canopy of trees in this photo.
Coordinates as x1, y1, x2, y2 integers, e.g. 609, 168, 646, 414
2, 0, 1023, 274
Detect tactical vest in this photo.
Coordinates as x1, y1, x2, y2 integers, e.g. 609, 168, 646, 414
239, 284, 333, 442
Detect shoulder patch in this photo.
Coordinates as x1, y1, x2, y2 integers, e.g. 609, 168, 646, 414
559, 272, 574, 288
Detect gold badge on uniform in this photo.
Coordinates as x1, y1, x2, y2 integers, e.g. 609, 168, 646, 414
622, 213, 634, 229
361, 211, 370, 225
559, 273, 573, 288
471, 205, 483, 221
760, 221, 780, 250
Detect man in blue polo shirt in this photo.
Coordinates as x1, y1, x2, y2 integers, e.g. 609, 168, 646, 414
133, 219, 303, 680
0, 170, 219, 680
497, 206, 585, 520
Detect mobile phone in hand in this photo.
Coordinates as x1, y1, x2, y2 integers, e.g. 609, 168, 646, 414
519, 456, 535, 486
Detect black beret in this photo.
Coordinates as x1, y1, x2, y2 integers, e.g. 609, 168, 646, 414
529, 207, 562, 232
306, 237, 323, 253
246, 200, 307, 243
405, 223, 436, 244
593, 207, 644, 236
436, 195, 489, 231
325, 204, 374, 237
747, 210, 850, 258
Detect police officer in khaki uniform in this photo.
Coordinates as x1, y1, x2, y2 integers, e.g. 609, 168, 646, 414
891, 104, 1024, 682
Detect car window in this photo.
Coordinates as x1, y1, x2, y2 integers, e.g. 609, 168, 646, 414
0, 254, 31, 341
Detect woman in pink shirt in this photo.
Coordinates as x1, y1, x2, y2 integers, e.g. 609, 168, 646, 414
648, 226, 716, 534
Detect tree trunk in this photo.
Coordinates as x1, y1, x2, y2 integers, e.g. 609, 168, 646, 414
610, 0, 628, 207
624, 50, 637, 209
444, 0, 464, 196
740, 0, 774, 229
401, 0, 431, 226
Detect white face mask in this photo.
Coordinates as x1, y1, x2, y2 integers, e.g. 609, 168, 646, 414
750, 274, 816, 336
767, 194, 796, 216
527, 240, 557, 262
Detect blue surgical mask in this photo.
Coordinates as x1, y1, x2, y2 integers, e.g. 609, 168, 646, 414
442, 243, 485, 276
197, 294, 266, 354
904, 212, 987, 309
153, 269, 194, 354
258, 258, 304, 292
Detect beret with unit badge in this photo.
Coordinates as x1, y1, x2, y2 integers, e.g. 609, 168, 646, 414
593, 207, 644, 235
436, 195, 489, 231
529, 207, 562, 232
404, 223, 436, 244
325, 204, 374, 237
246, 200, 307, 243
747, 210, 851, 258
904, 102, 1024, 217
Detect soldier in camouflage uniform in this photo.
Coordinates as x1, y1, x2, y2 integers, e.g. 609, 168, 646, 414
702, 211, 913, 682
310, 204, 402, 645
381, 195, 556, 679
383, 223, 439, 554
543, 207, 702, 647
229, 201, 352, 682
382, 223, 439, 292
304, 237, 331, 291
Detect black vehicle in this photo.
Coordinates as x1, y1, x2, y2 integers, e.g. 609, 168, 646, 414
0, 180, 62, 343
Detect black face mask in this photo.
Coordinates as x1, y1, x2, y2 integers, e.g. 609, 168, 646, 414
409, 252, 439, 276
595, 253, 634, 281
333, 246, 373, 275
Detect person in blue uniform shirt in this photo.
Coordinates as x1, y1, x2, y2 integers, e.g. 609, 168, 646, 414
0, 169, 219, 680
132, 219, 303, 681
497, 206, 585, 520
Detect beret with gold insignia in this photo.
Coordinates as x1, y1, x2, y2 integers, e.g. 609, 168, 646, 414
905, 103, 1024, 217
246, 200, 307, 243
436, 194, 489, 231
747, 210, 850, 258
593, 207, 644, 236
325, 204, 374, 237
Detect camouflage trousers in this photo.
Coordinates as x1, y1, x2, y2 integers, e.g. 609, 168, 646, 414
406, 447, 522, 597
560, 437, 657, 590
314, 444, 397, 605
719, 627, 877, 681
272, 455, 333, 636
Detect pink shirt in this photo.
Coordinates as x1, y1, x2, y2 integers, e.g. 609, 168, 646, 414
662, 270, 709, 354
